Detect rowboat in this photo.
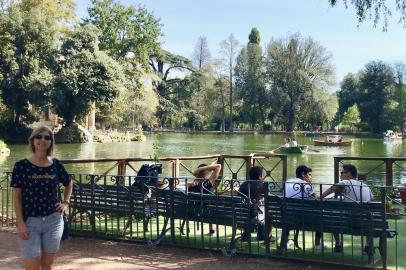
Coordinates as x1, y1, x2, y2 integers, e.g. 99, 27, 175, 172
314, 135, 352, 146
278, 145, 308, 154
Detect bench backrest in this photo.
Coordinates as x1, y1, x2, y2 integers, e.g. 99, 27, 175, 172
267, 195, 387, 236
152, 188, 252, 228
71, 183, 146, 215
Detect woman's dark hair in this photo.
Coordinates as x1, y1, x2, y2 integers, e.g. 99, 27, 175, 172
342, 164, 357, 178
249, 166, 263, 180
196, 163, 208, 178
296, 165, 312, 178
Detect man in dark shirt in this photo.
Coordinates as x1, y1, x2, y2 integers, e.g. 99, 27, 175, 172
238, 166, 266, 216
238, 166, 273, 242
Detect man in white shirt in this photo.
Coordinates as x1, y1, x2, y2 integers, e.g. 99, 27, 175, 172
284, 165, 323, 250
284, 165, 314, 198
321, 164, 373, 252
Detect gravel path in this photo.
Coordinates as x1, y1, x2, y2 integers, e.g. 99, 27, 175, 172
0, 228, 340, 270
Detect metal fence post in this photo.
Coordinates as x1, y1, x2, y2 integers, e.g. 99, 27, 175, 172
381, 186, 388, 269
264, 181, 270, 255
385, 159, 393, 187
90, 174, 96, 238
169, 178, 175, 245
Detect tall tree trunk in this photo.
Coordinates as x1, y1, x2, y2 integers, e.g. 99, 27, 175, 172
229, 69, 233, 132
287, 108, 295, 132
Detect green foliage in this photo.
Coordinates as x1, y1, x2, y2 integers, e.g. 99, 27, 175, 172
265, 34, 335, 131
52, 26, 125, 126
329, 0, 406, 30
340, 104, 361, 131
358, 61, 395, 133
248, 27, 260, 44
336, 73, 361, 122
0, 3, 58, 126
85, 0, 161, 67
234, 33, 268, 130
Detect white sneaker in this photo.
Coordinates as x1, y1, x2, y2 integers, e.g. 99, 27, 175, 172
314, 244, 327, 251
287, 239, 294, 248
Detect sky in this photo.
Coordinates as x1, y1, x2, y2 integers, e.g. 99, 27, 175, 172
74, 0, 406, 89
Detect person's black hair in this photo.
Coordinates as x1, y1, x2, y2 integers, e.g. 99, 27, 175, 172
295, 165, 312, 178
342, 164, 357, 178
249, 166, 263, 180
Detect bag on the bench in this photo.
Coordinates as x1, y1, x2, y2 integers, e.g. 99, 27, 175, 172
132, 163, 162, 192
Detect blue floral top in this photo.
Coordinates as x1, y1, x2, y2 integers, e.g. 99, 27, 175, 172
11, 158, 71, 221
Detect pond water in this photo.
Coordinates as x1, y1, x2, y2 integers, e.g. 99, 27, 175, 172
1, 133, 406, 185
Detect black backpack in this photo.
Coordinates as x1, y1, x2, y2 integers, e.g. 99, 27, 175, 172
132, 163, 162, 191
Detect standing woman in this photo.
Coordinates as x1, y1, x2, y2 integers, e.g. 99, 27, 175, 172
11, 125, 72, 270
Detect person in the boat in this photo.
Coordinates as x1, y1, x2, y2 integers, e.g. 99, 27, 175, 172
188, 163, 222, 235
337, 136, 343, 142
283, 138, 291, 147
290, 138, 298, 147
321, 164, 373, 252
283, 165, 323, 250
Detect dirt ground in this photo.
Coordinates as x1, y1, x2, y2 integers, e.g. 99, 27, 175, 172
0, 228, 342, 270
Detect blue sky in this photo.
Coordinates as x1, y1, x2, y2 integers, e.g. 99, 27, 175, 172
74, 0, 406, 88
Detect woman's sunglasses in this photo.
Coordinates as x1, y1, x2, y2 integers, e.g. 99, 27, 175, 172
33, 135, 52, 141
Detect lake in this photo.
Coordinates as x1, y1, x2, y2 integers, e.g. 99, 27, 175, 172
1, 133, 406, 185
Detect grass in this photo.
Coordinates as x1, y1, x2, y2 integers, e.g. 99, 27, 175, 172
69, 213, 406, 269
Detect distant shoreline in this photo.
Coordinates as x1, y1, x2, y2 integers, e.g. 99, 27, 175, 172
149, 128, 381, 138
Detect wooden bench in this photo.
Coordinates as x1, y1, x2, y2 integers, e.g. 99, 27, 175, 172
151, 187, 255, 255
267, 195, 396, 263
70, 182, 154, 236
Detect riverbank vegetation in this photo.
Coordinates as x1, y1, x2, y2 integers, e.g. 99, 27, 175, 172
0, 0, 405, 143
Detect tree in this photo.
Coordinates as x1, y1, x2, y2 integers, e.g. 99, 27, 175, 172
336, 73, 361, 122
52, 26, 125, 126
341, 104, 361, 131
192, 36, 212, 71
234, 28, 267, 130
149, 49, 196, 126
266, 34, 334, 131
0, 3, 58, 126
85, 0, 161, 65
329, 0, 406, 30
219, 33, 239, 132
358, 61, 395, 133
18, 0, 76, 33
392, 62, 406, 133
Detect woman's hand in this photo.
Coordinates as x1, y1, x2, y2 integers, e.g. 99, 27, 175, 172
17, 222, 29, 240
55, 201, 69, 213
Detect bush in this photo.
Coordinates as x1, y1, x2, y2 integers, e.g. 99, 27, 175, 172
0, 120, 32, 143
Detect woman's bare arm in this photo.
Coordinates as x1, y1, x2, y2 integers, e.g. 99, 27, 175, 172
13, 188, 28, 240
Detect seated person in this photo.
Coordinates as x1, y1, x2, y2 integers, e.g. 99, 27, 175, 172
283, 138, 291, 147
238, 166, 274, 242
284, 165, 323, 250
290, 138, 298, 147
321, 164, 373, 252
188, 163, 221, 193
284, 165, 314, 198
188, 163, 221, 235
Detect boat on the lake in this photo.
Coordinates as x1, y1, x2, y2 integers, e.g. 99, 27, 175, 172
384, 130, 403, 141
313, 135, 352, 146
278, 145, 308, 154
